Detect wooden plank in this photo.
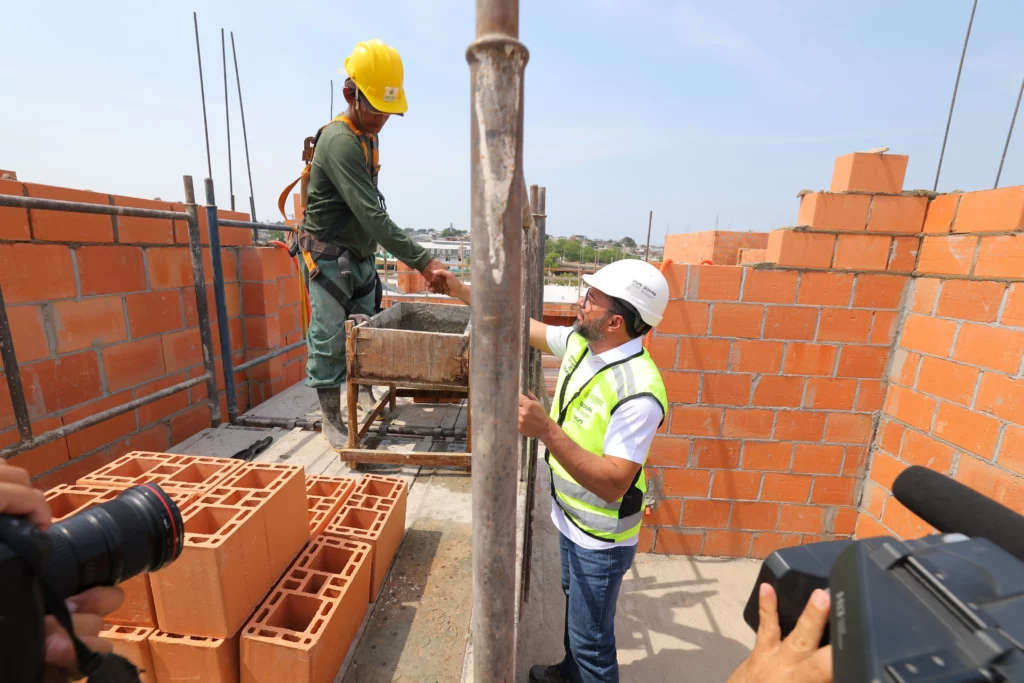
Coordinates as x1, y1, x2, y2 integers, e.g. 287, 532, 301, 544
356, 388, 393, 439
336, 448, 471, 468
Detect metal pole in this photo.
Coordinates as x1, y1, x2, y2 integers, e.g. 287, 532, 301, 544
183, 176, 222, 427
230, 31, 258, 227
467, 0, 528, 677
193, 12, 213, 181
204, 179, 239, 423
996, 75, 1024, 188
222, 29, 235, 211
330, 79, 334, 119
0, 285, 32, 443
934, 0, 978, 191
645, 209, 653, 262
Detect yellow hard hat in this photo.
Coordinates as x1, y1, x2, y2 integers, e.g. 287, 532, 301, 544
343, 39, 408, 115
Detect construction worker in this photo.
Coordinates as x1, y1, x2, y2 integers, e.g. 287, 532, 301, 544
295, 40, 446, 449
436, 259, 670, 682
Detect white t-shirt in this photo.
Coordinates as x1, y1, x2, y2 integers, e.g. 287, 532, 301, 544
545, 325, 663, 550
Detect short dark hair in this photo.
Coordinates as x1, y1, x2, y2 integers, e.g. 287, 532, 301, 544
607, 296, 651, 339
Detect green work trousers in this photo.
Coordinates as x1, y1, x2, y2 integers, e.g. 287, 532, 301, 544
302, 253, 377, 390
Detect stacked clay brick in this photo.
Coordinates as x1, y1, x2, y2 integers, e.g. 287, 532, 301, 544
767, 152, 923, 271
47, 451, 406, 683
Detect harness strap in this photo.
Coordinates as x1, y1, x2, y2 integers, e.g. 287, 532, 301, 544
277, 115, 374, 222
297, 232, 341, 259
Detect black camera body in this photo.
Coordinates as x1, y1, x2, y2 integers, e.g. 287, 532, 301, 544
745, 534, 1024, 682
0, 483, 184, 682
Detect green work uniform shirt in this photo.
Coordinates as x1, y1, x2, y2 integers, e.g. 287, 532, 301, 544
303, 120, 431, 271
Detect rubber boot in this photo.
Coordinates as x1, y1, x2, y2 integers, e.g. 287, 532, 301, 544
317, 387, 348, 450
357, 384, 378, 413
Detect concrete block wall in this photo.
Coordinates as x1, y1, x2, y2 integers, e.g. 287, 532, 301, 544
0, 179, 306, 488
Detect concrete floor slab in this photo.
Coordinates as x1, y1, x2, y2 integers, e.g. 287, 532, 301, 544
516, 463, 759, 682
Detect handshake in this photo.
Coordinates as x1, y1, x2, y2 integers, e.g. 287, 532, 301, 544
420, 259, 467, 302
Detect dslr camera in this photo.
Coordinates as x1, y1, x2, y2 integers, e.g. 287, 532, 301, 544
0, 483, 184, 683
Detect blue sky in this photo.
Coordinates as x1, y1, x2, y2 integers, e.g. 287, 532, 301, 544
3, 0, 1024, 244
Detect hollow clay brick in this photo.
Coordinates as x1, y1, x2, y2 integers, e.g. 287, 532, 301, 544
97, 625, 156, 683
305, 474, 357, 536
150, 464, 308, 638
218, 462, 310, 574
78, 451, 243, 497
241, 536, 372, 683
45, 483, 195, 627
830, 152, 908, 194
323, 486, 407, 600
149, 631, 239, 683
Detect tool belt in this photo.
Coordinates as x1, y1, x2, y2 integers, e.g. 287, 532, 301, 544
296, 231, 378, 315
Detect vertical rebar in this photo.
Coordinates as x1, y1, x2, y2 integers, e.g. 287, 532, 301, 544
330, 79, 334, 119
203, 179, 239, 423
183, 176, 222, 427
467, 0, 528, 677
645, 209, 653, 262
222, 29, 235, 211
934, 0, 978, 191
193, 12, 213, 181
230, 32, 258, 227
0, 285, 32, 444
996, 75, 1024, 189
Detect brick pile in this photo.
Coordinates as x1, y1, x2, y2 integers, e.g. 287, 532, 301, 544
0, 179, 307, 489
45, 452, 406, 682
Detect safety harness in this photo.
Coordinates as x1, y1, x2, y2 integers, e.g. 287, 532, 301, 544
278, 114, 383, 314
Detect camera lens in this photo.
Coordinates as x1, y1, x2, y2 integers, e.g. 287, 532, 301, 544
41, 483, 184, 599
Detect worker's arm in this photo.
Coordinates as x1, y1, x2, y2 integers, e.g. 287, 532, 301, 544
435, 271, 553, 353
318, 135, 433, 272
518, 393, 661, 503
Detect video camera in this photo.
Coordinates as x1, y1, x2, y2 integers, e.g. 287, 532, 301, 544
744, 466, 1024, 682
0, 483, 184, 683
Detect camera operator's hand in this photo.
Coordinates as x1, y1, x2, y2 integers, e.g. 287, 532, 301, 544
0, 464, 126, 678
43, 586, 123, 674
726, 583, 832, 683
0, 462, 51, 529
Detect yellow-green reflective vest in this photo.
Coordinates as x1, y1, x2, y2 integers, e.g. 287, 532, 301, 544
548, 332, 668, 543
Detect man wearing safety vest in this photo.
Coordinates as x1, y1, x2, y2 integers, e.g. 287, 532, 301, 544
296, 40, 446, 449
437, 259, 670, 683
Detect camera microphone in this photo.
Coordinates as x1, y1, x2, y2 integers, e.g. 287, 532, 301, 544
891, 465, 1024, 564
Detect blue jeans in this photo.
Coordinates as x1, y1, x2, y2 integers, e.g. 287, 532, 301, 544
558, 533, 636, 683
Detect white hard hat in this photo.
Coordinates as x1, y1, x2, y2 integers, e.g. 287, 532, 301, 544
583, 260, 669, 327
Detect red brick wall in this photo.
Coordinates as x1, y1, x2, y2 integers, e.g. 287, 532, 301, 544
665, 231, 770, 266
858, 185, 1024, 539
639, 263, 900, 558
0, 180, 306, 488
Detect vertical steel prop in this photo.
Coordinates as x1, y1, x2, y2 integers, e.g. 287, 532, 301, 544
467, 0, 529, 677
182, 176, 223, 426
203, 179, 239, 423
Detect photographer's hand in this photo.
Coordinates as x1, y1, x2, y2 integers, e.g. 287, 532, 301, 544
0, 462, 51, 529
0, 463, 126, 677
726, 584, 833, 683
43, 586, 123, 672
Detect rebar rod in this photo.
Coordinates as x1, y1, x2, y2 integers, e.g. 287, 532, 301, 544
230, 31, 258, 226
222, 29, 235, 211
193, 12, 213, 181
934, 0, 978, 191
996, 74, 1024, 189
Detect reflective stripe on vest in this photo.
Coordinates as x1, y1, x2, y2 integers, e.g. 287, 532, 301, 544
547, 332, 668, 543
